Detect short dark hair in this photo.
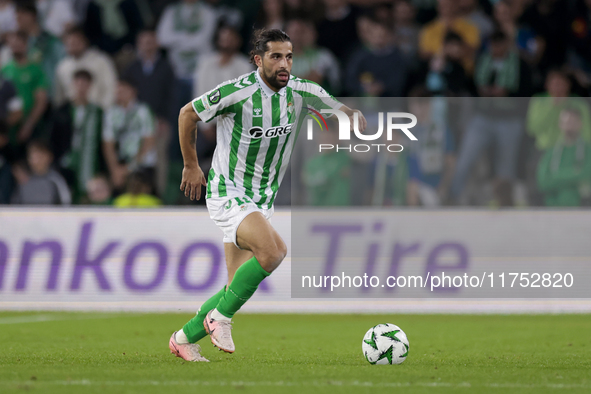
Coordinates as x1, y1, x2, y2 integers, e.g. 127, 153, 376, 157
16, 3, 38, 17
546, 67, 571, 82
118, 76, 138, 90
444, 31, 464, 45
249, 28, 291, 64
286, 17, 315, 30
490, 29, 508, 43
213, 22, 241, 51
28, 139, 53, 154
73, 69, 93, 82
64, 26, 88, 40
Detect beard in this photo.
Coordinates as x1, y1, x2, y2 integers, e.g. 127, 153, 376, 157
262, 66, 290, 90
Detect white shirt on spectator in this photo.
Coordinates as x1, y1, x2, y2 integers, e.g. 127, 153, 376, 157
194, 52, 253, 97
157, 1, 218, 79
0, 1, 16, 36
54, 47, 117, 110
37, 0, 76, 37
102, 101, 156, 167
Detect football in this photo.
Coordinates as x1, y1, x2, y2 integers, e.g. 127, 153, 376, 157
362, 323, 409, 365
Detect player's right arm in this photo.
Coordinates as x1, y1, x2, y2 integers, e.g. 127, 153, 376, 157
179, 103, 207, 201
180, 75, 250, 200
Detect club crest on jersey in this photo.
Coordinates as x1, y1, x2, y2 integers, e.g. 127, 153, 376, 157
208, 89, 221, 105
248, 124, 293, 139
287, 102, 294, 115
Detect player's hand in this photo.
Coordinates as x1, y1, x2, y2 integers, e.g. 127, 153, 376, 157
180, 165, 207, 201
349, 109, 367, 132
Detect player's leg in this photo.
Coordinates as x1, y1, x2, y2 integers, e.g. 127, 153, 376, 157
218, 211, 286, 317
169, 244, 253, 361
175, 244, 252, 343
224, 242, 255, 288
204, 211, 286, 352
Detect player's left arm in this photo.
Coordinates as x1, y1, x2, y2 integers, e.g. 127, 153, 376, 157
304, 80, 367, 132
339, 104, 367, 132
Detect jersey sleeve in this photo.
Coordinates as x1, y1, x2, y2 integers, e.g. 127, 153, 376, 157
292, 79, 343, 117
191, 85, 232, 123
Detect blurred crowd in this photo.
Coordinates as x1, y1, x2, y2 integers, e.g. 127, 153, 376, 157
0, 0, 590, 207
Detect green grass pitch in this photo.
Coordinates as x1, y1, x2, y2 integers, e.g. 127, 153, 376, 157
0, 312, 589, 393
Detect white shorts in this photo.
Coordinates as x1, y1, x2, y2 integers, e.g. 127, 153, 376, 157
206, 195, 274, 248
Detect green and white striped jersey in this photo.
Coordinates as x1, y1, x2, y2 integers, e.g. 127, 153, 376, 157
192, 69, 341, 208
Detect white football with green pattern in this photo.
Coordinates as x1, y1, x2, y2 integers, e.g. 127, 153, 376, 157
362, 323, 409, 365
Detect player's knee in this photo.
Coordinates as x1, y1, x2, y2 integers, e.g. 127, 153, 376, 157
257, 242, 286, 273
277, 238, 287, 261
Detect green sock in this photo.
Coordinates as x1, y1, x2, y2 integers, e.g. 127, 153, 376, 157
216, 256, 270, 318
182, 286, 226, 343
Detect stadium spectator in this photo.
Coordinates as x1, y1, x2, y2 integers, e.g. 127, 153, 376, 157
0, 75, 21, 199
458, 0, 494, 41
537, 107, 591, 206
85, 173, 113, 205
393, 0, 420, 61
419, 0, 480, 73
368, 132, 410, 206
83, 0, 145, 55
157, 0, 218, 99
36, 0, 76, 37
316, 0, 360, 63
54, 27, 117, 110
569, 0, 591, 84
194, 24, 252, 99
450, 30, 530, 203
11, 139, 71, 205
113, 170, 162, 207
406, 94, 456, 207
1, 31, 48, 159
102, 78, 156, 191
286, 18, 341, 94
0, 73, 23, 130
492, 0, 545, 81
474, 30, 531, 98
519, 0, 569, 72
527, 69, 591, 151
0, 0, 16, 40
49, 69, 103, 201
15, 3, 65, 96
255, 0, 285, 30
124, 29, 175, 125
192, 24, 252, 165
284, 0, 324, 23
346, 17, 408, 97
0, 120, 12, 203
123, 28, 175, 195
421, 31, 474, 96
302, 128, 351, 206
